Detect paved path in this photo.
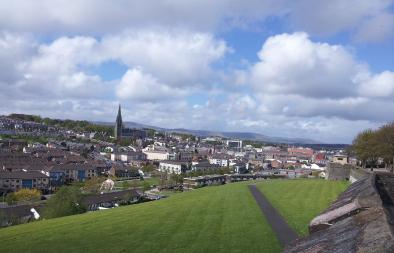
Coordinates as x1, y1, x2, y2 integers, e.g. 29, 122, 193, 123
248, 185, 299, 247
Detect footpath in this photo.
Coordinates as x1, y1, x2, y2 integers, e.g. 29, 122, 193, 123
248, 185, 298, 247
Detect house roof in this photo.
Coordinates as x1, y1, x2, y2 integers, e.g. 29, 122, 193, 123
0, 171, 49, 179
81, 189, 141, 206
160, 160, 188, 166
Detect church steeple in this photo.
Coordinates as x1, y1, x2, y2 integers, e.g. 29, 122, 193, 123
114, 104, 123, 141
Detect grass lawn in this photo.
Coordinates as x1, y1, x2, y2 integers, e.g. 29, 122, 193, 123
0, 182, 281, 253
256, 179, 349, 236
114, 177, 160, 189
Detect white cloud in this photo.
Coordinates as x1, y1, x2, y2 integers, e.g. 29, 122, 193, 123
248, 32, 394, 102
358, 71, 394, 97
250, 32, 363, 98
354, 12, 394, 42
0, 0, 283, 34
289, 0, 392, 37
101, 29, 229, 86
0, 1, 392, 42
0, 29, 229, 101
116, 68, 187, 101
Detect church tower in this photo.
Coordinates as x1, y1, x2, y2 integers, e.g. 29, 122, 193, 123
114, 104, 123, 142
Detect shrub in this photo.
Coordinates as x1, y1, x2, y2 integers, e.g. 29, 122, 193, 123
43, 186, 86, 219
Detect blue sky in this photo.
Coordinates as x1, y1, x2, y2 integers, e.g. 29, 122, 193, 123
0, 0, 393, 143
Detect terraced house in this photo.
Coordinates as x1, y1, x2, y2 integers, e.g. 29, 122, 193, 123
49, 163, 108, 183
0, 171, 49, 194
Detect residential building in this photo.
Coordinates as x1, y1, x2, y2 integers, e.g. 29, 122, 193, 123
49, 164, 106, 183
111, 151, 147, 163
226, 140, 242, 152
143, 150, 174, 161
82, 189, 141, 211
183, 175, 226, 189
158, 161, 189, 174
108, 164, 140, 178
208, 153, 230, 167
0, 171, 50, 193
332, 154, 349, 165
191, 161, 220, 172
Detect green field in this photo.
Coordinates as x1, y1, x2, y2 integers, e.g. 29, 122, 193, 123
114, 177, 160, 189
0, 179, 348, 253
257, 179, 349, 235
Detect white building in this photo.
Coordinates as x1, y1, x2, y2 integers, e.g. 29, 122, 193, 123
332, 155, 349, 165
158, 161, 188, 174
209, 157, 229, 167
111, 151, 147, 162
143, 150, 171, 161
226, 140, 242, 151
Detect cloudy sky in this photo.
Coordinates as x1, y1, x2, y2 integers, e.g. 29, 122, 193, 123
0, 0, 393, 143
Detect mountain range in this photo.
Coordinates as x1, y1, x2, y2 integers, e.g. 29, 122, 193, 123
94, 120, 319, 144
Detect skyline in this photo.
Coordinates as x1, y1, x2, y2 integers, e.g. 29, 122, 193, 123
0, 1, 394, 143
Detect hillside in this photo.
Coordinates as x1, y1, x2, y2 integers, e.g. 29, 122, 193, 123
95, 120, 319, 144
0, 180, 348, 253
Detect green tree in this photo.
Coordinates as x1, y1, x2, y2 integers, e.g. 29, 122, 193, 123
170, 174, 184, 185
83, 177, 106, 193
13, 188, 41, 202
352, 129, 379, 168
376, 123, 394, 172
6, 193, 17, 205
122, 181, 131, 190
142, 181, 151, 191
43, 186, 86, 219
142, 164, 155, 173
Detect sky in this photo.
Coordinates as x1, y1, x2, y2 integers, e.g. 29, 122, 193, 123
0, 0, 393, 143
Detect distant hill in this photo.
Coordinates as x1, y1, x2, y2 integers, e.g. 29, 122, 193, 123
93, 120, 319, 144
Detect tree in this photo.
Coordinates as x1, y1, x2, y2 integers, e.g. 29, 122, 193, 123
142, 181, 151, 191
170, 174, 184, 185
83, 177, 106, 193
352, 123, 394, 171
122, 181, 131, 190
376, 123, 394, 172
5, 193, 17, 205
13, 188, 41, 202
43, 186, 86, 219
142, 164, 155, 173
218, 166, 231, 175
352, 129, 379, 168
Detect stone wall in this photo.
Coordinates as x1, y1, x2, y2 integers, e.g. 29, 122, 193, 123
285, 172, 394, 253
325, 162, 352, 180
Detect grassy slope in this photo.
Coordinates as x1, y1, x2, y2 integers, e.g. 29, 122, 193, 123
256, 179, 349, 236
0, 182, 281, 253
114, 177, 160, 188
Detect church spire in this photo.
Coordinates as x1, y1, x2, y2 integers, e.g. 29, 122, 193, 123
114, 104, 123, 141
117, 104, 122, 121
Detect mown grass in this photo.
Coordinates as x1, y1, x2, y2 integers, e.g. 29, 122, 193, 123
0, 179, 348, 252
114, 177, 160, 188
256, 179, 349, 236
0, 182, 281, 253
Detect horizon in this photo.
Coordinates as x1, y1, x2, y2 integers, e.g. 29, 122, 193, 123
0, 1, 394, 143
2, 112, 351, 145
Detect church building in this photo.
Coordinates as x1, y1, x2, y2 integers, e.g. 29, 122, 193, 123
114, 105, 147, 142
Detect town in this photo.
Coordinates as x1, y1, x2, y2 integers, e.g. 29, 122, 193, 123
1, 1, 394, 252
0, 106, 359, 226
